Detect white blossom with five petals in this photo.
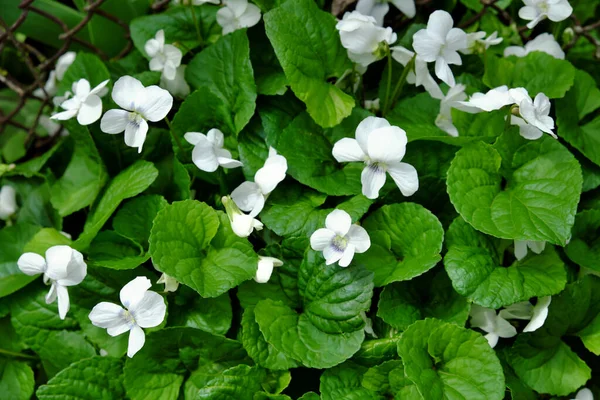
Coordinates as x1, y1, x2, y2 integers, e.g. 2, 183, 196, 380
504, 33, 565, 59
217, 0, 261, 35
332, 116, 418, 199
51, 79, 108, 126
144, 30, 182, 80
184, 129, 243, 173
499, 296, 551, 333
510, 89, 556, 140
412, 10, 467, 87
88, 277, 166, 358
18, 245, 87, 320
0, 185, 18, 220
355, 0, 416, 26
100, 76, 173, 153
255, 256, 283, 283
231, 147, 287, 217
469, 305, 517, 348
310, 209, 371, 267
519, 0, 573, 29
222, 195, 264, 238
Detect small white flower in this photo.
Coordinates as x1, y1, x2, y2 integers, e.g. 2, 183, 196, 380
499, 296, 551, 333
336, 11, 397, 68
217, 0, 261, 35
157, 273, 179, 292
231, 147, 287, 217
519, 0, 573, 29
100, 76, 173, 153
0, 185, 18, 220
184, 129, 243, 173
222, 195, 263, 238
310, 209, 370, 267
89, 277, 166, 358
469, 305, 517, 348
461, 31, 503, 54
51, 79, 109, 125
514, 240, 546, 260
160, 64, 190, 98
17, 245, 87, 320
144, 30, 182, 81
510, 91, 556, 140
435, 84, 479, 137
332, 116, 418, 199
391, 46, 443, 99
360, 311, 378, 338
412, 10, 467, 87
34, 52, 76, 98
255, 256, 283, 283
364, 98, 380, 113
355, 0, 416, 26
572, 388, 594, 400
458, 85, 515, 112
504, 33, 565, 60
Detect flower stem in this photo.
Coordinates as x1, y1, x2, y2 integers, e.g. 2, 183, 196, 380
0, 348, 38, 361
384, 55, 415, 116
216, 168, 229, 195
504, 105, 513, 132
189, 5, 203, 45
383, 46, 393, 114
165, 116, 186, 155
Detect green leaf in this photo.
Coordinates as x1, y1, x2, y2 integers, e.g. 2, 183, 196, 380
0, 224, 40, 298
124, 327, 248, 400
249, 27, 288, 96
377, 270, 469, 330
556, 69, 600, 167
361, 360, 404, 395
0, 359, 34, 400
10, 284, 96, 377
241, 306, 299, 370
355, 203, 444, 286
196, 365, 267, 400
87, 230, 150, 270
352, 337, 399, 367
50, 122, 109, 217
186, 30, 257, 134
264, 0, 355, 127
23, 227, 72, 255
446, 135, 582, 245
10, 176, 62, 229
565, 209, 600, 272
58, 53, 110, 96
75, 160, 159, 250
483, 52, 576, 98
149, 201, 257, 297
130, 5, 220, 55
397, 318, 505, 400
37, 356, 124, 400
444, 217, 566, 308
320, 362, 382, 400
168, 292, 232, 336
112, 194, 168, 249
254, 299, 365, 369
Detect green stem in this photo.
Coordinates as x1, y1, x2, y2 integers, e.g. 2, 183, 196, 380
0, 348, 38, 361
165, 117, 186, 155
504, 105, 514, 132
384, 56, 415, 116
383, 47, 393, 114
189, 5, 203, 45
216, 168, 229, 195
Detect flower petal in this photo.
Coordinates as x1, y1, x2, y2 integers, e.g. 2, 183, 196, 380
44, 245, 74, 280
231, 181, 263, 214
254, 150, 287, 195
523, 296, 551, 332
100, 109, 130, 134
17, 253, 47, 276
347, 225, 371, 253
495, 315, 518, 338
499, 301, 533, 320
547, 1, 572, 21
361, 164, 387, 199
238, 3, 261, 28
367, 126, 407, 163
323, 245, 344, 265
215, 148, 244, 169
124, 119, 149, 153
325, 209, 352, 236
56, 284, 70, 320
51, 109, 78, 121
89, 302, 128, 331
528, 240, 546, 254
435, 57, 455, 87
112, 76, 145, 111
191, 141, 219, 172
484, 332, 499, 348
207, 128, 225, 148
514, 240, 528, 261
338, 243, 356, 267
120, 276, 152, 310
310, 228, 336, 251
184, 132, 208, 146
412, 30, 440, 62
387, 162, 419, 196
355, 116, 390, 153
127, 325, 145, 358
56, 248, 87, 286
470, 305, 496, 332
77, 94, 103, 125
136, 86, 173, 122
255, 257, 275, 283
132, 291, 166, 328
390, 0, 415, 18
332, 138, 366, 163
427, 10, 454, 41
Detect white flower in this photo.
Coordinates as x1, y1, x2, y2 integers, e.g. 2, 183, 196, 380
435, 84, 479, 137
255, 256, 283, 283
0, 185, 18, 220
157, 273, 179, 292
144, 30, 182, 81
355, 0, 416, 26
336, 11, 397, 68
222, 195, 263, 238
184, 129, 243, 173
514, 240, 546, 260
89, 277, 166, 358
364, 98, 380, 113
217, 0, 261, 35
332, 116, 418, 199
458, 85, 515, 112
310, 209, 370, 267
17, 245, 87, 320
510, 91, 556, 140
173, 0, 219, 5
499, 296, 551, 333
231, 147, 287, 217
391, 46, 443, 99
504, 33, 565, 60
100, 76, 173, 153
34, 52, 76, 98
360, 311, 377, 338
572, 388, 594, 400
461, 31, 503, 54
51, 79, 109, 125
160, 65, 190, 98
519, 0, 573, 29
469, 305, 517, 348
412, 10, 467, 87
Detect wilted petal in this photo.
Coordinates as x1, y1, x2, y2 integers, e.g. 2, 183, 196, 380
120, 276, 152, 310
127, 325, 145, 358
17, 253, 47, 276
